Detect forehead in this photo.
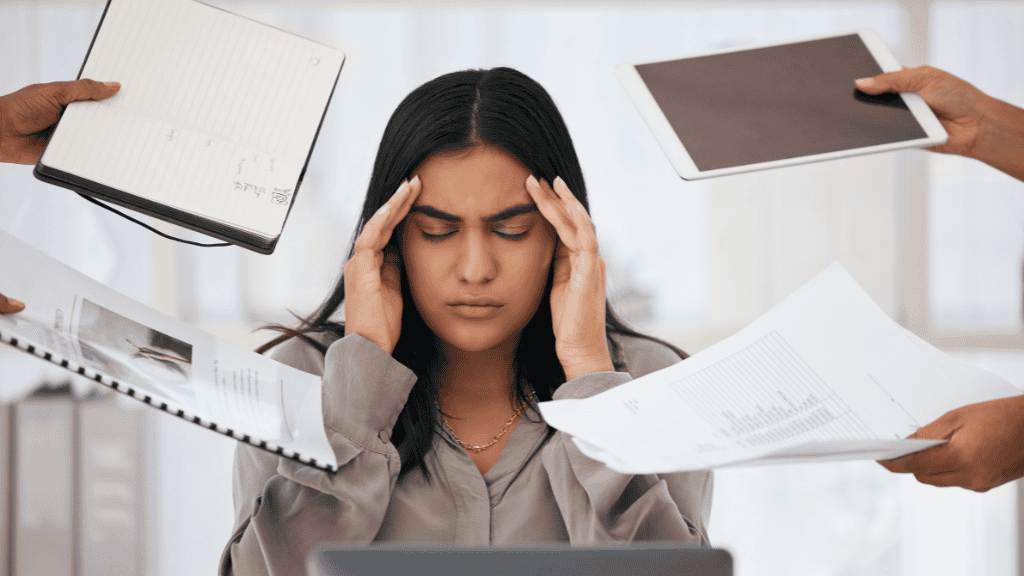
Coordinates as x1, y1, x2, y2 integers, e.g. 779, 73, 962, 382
413, 145, 532, 215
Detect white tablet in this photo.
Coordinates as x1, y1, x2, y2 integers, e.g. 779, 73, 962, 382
616, 29, 948, 180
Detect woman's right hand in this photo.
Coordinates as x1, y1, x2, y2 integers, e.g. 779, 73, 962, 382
0, 294, 24, 314
343, 176, 421, 355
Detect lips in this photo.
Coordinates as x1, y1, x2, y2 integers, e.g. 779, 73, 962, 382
449, 296, 503, 307
448, 297, 504, 319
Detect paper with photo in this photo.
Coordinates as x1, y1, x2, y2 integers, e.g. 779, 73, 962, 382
0, 229, 336, 470
539, 263, 1021, 473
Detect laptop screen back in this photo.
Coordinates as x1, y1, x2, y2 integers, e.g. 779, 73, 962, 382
308, 544, 733, 576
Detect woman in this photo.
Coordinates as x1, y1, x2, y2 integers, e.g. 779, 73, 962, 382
220, 67, 712, 576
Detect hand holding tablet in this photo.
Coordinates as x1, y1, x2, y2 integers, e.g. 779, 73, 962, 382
617, 29, 948, 180
855, 66, 989, 157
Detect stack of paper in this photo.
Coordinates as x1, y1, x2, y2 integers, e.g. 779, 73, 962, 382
538, 264, 1021, 473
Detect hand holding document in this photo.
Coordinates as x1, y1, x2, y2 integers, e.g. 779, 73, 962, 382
538, 264, 1022, 473
0, 229, 337, 471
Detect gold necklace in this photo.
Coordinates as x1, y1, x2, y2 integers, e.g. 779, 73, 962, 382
436, 390, 534, 453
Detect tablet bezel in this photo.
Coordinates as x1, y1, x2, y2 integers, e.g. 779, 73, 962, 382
615, 29, 948, 181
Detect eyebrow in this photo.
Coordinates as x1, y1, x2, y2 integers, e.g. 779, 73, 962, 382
408, 204, 538, 223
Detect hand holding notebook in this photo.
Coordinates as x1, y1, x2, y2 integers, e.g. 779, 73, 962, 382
0, 79, 121, 164
33, 0, 346, 253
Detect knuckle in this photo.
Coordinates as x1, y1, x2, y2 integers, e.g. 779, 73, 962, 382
50, 83, 71, 103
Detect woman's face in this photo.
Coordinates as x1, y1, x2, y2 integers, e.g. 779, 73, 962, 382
401, 144, 557, 355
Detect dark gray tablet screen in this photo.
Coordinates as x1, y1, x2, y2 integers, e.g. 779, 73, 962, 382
635, 34, 927, 172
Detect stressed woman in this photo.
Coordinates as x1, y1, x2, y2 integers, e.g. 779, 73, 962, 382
220, 68, 712, 576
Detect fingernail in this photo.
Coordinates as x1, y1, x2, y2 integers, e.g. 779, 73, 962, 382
554, 176, 567, 188
103, 81, 121, 88
526, 174, 538, 187
855, 77, 874, 88
411, 175, 420, 185
8, 298, 23, 308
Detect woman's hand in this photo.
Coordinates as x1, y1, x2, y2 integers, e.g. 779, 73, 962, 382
343, 177, 421, 354
525, 175, 614, 381
0, 294, 24, 314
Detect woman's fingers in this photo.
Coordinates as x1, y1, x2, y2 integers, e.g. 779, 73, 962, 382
354, 176, 421, 255
551, 176, 592, 227
525, 175, 574, 243
525, 174, 597, 254
525, 175, 611, 379
342, 176, 420, 354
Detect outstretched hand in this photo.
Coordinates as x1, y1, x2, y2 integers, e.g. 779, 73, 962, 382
0, 79, 121, 165
855, 66, 1024, 181
343, 177, 422, 355
525, 175, 613, 381
856, 66, 988, 157
878, 394, 1024, 492
0, 294, 23, 314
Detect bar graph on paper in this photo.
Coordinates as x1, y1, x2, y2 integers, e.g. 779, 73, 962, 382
671, 331, 880, 452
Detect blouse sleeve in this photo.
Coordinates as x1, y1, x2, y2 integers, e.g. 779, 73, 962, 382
219, 334, 419, 576
540, 337, 713, 545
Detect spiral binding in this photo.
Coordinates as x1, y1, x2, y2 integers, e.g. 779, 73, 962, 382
0, 326, 335, 472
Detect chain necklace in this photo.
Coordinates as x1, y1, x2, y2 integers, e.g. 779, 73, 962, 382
436, 390, 534, 453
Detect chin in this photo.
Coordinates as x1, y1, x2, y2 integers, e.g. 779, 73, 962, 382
433, 321, 517, 354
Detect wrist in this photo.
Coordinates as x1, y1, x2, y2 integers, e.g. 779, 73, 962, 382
557, 338, 615, 380
971, 95, 1024, 181
560, 354, 615, 382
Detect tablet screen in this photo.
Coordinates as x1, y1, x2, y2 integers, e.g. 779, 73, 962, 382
635, 34, 927, 172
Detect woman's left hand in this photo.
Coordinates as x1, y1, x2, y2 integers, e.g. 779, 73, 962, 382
526, 175, 614, 381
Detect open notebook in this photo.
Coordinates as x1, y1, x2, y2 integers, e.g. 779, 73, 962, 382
0, 230, 338, 471
34, 0, 345, 254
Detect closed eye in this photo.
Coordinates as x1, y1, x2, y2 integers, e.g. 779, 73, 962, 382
421, 229, 456, 241
494, 226, 530, 240
418, 223, 532, 242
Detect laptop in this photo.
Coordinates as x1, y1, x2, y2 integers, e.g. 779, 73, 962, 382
308, 543, 733, 576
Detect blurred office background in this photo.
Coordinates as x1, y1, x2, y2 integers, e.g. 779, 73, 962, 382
1, 0, 1023, 574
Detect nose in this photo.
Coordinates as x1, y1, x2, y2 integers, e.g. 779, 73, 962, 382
456, 229, 497, 284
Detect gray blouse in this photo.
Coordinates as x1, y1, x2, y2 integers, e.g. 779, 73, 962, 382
219, 333, 713, 576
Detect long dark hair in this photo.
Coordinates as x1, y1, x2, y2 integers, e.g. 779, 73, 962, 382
259, 67, 686, 479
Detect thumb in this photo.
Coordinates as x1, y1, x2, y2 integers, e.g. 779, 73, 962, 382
48, 79, 121, 106
380, 249, 402, 287
855, 67, 923, 95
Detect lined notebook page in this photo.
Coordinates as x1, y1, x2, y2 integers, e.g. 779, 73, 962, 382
41, 0, 344, 238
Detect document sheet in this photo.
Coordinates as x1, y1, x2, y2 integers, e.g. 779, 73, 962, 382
0, 230, 337, 470
538, 264, 1022, 473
